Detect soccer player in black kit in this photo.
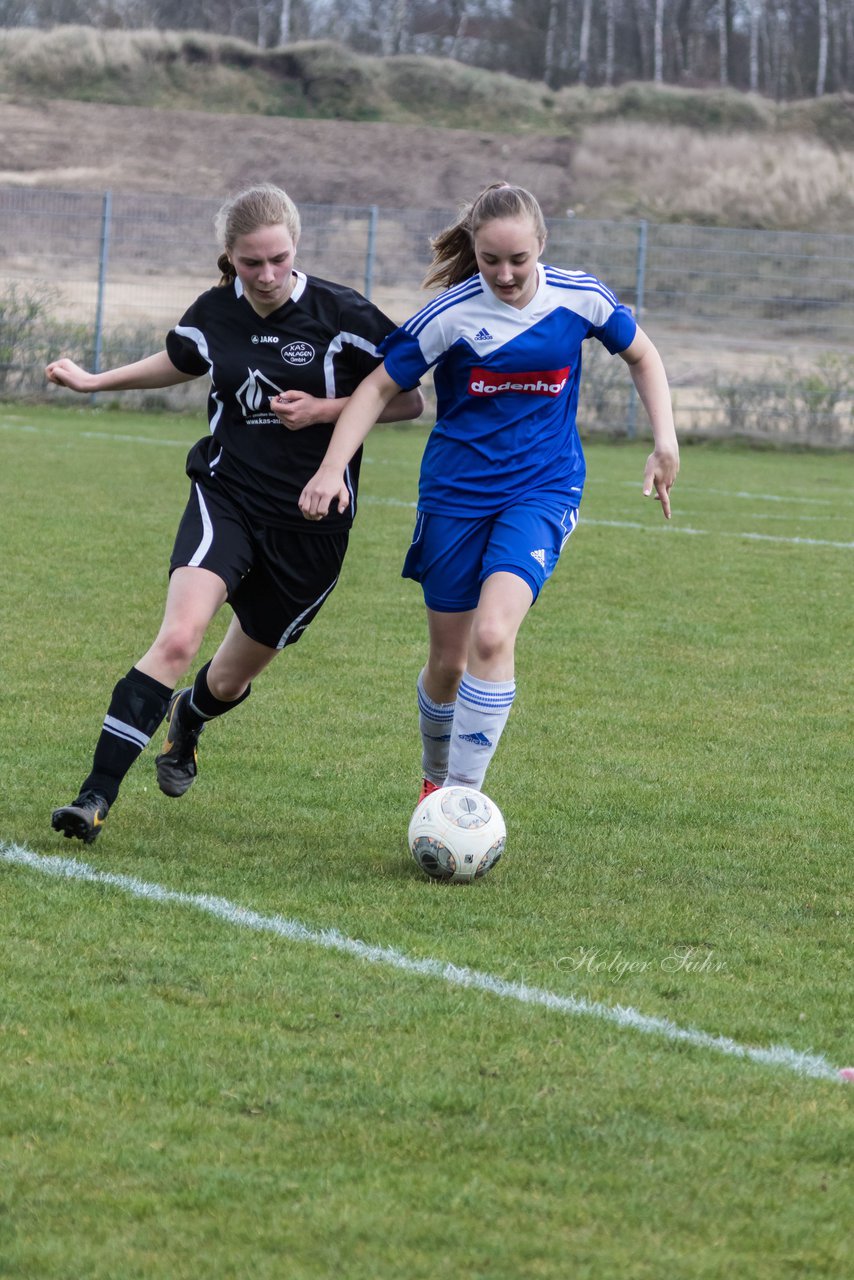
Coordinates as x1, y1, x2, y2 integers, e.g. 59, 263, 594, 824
46, 184, 423, 844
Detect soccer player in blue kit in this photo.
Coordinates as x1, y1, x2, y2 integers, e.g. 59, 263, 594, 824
46, 184, 423, 843
300, 183, 679, 803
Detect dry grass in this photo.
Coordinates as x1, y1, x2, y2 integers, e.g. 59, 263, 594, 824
571, 120, 854, 230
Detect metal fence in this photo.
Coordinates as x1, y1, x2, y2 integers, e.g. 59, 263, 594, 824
2, 185, 853, 444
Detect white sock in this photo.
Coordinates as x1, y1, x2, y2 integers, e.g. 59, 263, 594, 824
417, 669, 455, 785
446, 672, 516, 790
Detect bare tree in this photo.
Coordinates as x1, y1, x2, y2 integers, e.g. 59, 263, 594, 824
448, 0, 469, 59
543, 0, 560, 87
604, 0, 616, 85
633, 0, 653, 80
653, 0, 664, 81
816, 0, 828, 93
388, 0, 409, 54
748, 0, 761, 92
578, 0, 592, 83
718, 0, 728, 85
276, 0, 291, 44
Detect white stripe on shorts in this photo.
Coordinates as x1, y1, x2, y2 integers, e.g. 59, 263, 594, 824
561, 507, 579, 548
276, 575, 340, 650
187, 483, 214, 566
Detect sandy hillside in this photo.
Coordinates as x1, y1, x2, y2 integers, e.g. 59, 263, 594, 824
0, 98, 576, 211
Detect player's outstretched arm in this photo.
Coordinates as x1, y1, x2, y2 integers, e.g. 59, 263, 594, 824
619, 327, 679, 520
45, 350, 197, 395
299, 363, 405, 520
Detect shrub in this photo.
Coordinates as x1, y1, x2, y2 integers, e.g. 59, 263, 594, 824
712, 356, 854, 445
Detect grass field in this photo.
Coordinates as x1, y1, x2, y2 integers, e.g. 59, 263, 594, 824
1, 404, 852, 1279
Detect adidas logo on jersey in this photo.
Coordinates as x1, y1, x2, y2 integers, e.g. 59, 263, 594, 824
473, 327, 493, 341
530, 548, 546, 568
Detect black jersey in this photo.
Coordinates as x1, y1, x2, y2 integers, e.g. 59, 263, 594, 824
165, 271, 398, 530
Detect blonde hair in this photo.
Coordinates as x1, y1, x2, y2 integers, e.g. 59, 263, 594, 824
214, 184, 301, 286
423, 183, 547, 291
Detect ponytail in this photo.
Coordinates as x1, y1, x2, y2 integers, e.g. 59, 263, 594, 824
217, 252, 236, 287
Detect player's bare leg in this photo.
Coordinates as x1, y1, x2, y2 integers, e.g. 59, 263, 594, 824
52, 567, 229, 839
155, 615, 279, 797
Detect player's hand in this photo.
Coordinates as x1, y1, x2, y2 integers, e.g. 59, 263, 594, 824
299, 465, 350, 521
642, 447, 680, 520
270, 390, 320, 431
45, 358, 96, 393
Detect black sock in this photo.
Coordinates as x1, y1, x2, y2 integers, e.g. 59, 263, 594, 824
182, 659, 251, 730
79, 667, 173, 806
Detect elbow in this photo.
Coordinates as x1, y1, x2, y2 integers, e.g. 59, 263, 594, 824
390, 387, 425, 422
407, 388, 426, 420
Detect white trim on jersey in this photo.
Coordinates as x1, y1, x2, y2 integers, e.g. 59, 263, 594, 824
400, 264, 625, 366
173, 324, 212, 368
322, 331, 380, 398
405, 277, 484, 339
209, 391, 224, 435
543, 265, 622, 309
187, 483, 214, 566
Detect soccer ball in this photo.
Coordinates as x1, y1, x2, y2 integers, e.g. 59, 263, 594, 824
408, 785, 506, 883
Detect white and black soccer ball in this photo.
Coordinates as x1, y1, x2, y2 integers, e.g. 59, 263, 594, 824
408, 785, 506, 884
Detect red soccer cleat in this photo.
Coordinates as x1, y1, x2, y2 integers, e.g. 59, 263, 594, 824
418, 778, 441, 805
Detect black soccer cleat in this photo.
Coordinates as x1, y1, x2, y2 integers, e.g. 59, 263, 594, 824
51, 790, 110, 844
155, 689, 204, 797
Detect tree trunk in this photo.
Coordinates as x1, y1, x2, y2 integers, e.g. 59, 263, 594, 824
605, 0, 616, 86
278, 0, 292, 47
749, 0, 761, 94
579, 0, 593, 85
544, 0, 560, 88
718, 0, 728, 87
816, 0, 828, 96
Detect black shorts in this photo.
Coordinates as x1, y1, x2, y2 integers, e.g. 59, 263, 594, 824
169, 480, 349, 650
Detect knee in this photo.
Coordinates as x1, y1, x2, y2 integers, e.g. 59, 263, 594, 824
469, 616, 513, 666
151, 626, 203, 675
207, 671, 250, 702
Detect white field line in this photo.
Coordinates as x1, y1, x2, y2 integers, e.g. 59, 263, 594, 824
605, 481, 843, 506
362, 497, 854, 550
1, 842, 846, 1085
4, 417, 853, 548
0, 419, 191, 448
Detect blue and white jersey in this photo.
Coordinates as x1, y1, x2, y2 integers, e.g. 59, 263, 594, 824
379, 263, 637, 515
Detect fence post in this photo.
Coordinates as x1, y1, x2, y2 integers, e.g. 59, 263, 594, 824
364, 205, 379, 301
626, 218, 648, 439
91, 189, 112, 404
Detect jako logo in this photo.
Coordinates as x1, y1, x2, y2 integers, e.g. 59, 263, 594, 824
251, 334, 279, 344
468, 366, 570, 396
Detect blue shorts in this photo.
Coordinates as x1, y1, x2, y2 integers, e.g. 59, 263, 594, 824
402, 501, 580, 612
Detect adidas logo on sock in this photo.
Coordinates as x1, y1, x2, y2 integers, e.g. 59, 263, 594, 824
459, 731, 493, 747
